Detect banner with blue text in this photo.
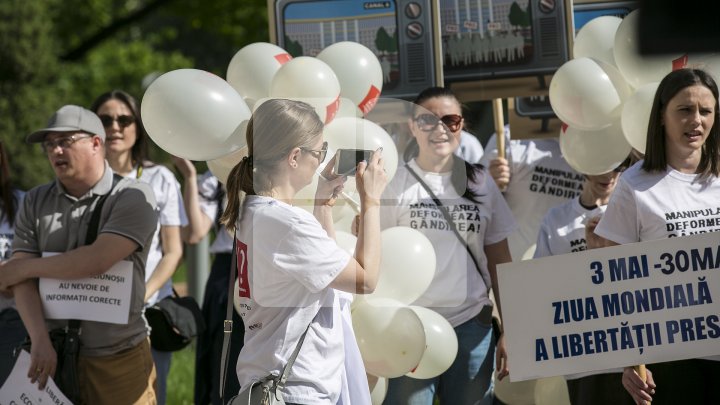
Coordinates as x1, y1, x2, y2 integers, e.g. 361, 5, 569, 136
498, 232, 720, 382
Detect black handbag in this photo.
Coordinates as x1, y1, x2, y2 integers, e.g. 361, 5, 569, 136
145, 289, 205, 352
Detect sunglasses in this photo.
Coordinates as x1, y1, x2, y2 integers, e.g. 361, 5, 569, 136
413, 113, 463, 132
301, 141, 328, 163
99, 114, 135, 128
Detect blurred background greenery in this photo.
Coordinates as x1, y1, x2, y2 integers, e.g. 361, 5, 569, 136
2, 2, 269, 401
1, 0, 268, 190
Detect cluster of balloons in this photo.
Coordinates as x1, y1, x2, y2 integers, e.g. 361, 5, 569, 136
550, 10, 720, 174
141, 40, 389, 178
335, 227, 458, 404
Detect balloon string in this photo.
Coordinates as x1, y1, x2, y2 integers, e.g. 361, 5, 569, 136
318, 173, 361, 214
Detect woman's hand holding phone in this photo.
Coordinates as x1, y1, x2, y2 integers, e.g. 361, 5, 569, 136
355, 147, 388, 208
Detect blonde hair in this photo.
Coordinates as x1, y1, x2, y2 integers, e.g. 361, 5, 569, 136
220, 99, 324, 231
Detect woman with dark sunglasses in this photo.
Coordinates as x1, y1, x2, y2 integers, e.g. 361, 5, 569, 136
91, 90, 187, 405
221, 99, 387, 404
381, 87, 516, 405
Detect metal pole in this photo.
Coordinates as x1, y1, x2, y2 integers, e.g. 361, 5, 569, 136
185, 236, 210, 303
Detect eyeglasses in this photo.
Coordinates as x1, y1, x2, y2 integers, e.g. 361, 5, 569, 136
413, 113, 463, 132
99, 114, 135, 128
42, 134, 92, 152
301, 141, 328, 163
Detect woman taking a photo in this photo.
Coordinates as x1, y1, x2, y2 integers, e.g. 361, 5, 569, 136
595, 68, 720, 405
91, 90, 186, 405
221, 98, 387, 404
381, 87, 515, 405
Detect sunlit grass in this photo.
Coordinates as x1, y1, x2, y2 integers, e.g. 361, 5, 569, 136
166, 344, 195, 405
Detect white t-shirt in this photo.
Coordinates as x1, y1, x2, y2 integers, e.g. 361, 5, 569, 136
197, 171, 233, 254
534, 197, 622, 379
456, 130, 484, 164
481, 134, 584, 261
381, 160, 517, 327
0, 189, 24, 311
234, 196, 352, 404
533, 197, 606, 259
596, 162, 720, 362
129, 165, 188, 306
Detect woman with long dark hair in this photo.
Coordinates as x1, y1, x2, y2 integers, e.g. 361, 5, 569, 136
381, 87, 515, 405
595, 68, 720, 405
91, 90, 186, 405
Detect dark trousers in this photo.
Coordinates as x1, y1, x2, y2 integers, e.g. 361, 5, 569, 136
194, 253, 245, 405
643, 359, 720, 405
566, 373, 634, 405
0, 308, 28, 385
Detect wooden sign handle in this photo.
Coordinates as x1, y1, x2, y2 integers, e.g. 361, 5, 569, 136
493, 98, 505, 159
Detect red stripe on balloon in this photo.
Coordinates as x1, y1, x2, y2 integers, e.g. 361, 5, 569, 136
274, 53, 292, 65
358, 85, 381, 116
672, 54, 689, 71
325, 96, 340, 124
561, 122, 568, 133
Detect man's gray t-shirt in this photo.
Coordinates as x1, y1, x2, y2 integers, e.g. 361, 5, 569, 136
12, 162, 158, 356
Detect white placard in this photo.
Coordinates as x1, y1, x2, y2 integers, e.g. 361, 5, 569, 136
0, 350, 72, 405
39, 254, 133, 324
498, 231, 720, 382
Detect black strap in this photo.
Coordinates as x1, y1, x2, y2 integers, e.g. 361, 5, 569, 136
219, 229, 313, 400
404, 164, 492, 293
67, 173, 122, 332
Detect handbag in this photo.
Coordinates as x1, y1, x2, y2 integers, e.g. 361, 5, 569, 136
220, 230, 313, 405
14, 174, 122, 403
145, 288, 205, 352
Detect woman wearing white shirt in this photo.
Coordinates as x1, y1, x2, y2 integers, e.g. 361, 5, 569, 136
595, 68, 720, 405
382, 87, 515, 405
220, 98, 387, 404
91, 90, 187, 405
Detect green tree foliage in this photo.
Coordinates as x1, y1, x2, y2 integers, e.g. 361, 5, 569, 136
284, 35, 304, 57
508, 1, 531, 29
1, 0, 268, 191
375, 26, 397, 54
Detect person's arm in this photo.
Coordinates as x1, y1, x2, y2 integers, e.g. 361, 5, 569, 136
0, 233, 140, 288
173, 157, 213, 244
622, 367, 656, 404
8, 252, 55, 390
144, 225, 183, 302
485, 238, 512, 380
329, 149, 387, 294
488, 157, 511, 191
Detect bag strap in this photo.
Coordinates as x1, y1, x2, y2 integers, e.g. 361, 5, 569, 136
219, 229, 314, 399
66, 173, 122, 332
404, 164, 492, 293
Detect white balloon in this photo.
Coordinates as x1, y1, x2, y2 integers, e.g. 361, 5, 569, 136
573, 16, 622, 66
142, 69, 250, 160
207, 143, 249, 185
323, 117, 399, 194
560, 120, 632, 175
269, 56, 341, 124
550, 57, 631, 130
367, 375, 388, 405
227, 42, 292, 109
613, 10, 682, 88
335, 230, 357, 256
367, 227, 436, 305
317, 41, 383, 116
352, 298, 426, 378
534, 376, 571, 405
405, 306, 458, 379
621, 82, 660, 154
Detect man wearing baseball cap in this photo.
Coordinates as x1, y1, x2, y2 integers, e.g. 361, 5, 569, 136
0, 105, 159, 404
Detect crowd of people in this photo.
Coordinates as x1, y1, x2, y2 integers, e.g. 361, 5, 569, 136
0, 66, 718, 405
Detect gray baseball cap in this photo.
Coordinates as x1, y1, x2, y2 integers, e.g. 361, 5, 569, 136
26, 105, 106, 143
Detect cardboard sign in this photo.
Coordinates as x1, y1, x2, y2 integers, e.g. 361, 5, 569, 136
0, 350, 72, 405
498, 231, 720, 382
39, 254, 133, 324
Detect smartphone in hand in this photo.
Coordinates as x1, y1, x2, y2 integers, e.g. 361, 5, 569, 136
334, 149, 374, 176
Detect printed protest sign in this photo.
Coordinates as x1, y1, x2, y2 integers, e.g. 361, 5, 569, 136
498, 231, 720, 382
0, 350, 72, 405
39, 256, 133, 324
